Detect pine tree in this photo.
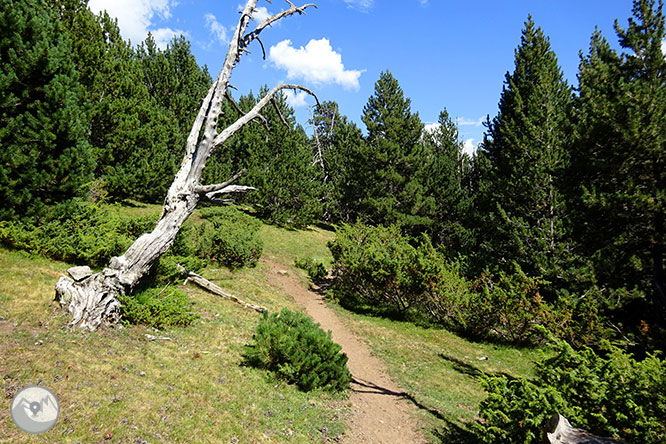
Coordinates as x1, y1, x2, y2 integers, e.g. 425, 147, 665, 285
204, 88, 322, 227
420, 109, 474, 253
357, 70, 427, 232
309, 101, 365, 223
0, 0, 93, 220
573, 0, 666, 311
475, 16, 574, 280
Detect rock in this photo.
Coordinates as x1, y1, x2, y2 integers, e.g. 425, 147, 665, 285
277, 270, 289, 276
67, 266, 93, 282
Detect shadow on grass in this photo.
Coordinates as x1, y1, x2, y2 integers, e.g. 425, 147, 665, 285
439, 354, 517, 381
432, 421, 482, 444
350, 377, 482, 443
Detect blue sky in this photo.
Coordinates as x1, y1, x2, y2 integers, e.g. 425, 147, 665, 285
88, 0, 659, 153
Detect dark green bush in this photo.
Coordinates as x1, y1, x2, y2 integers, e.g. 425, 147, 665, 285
244, 308, 351, 392
477, 338, 666, 444
118, 286, 198, 329
328, 223, 419, 311
0, 200, 156, 267
294, 256, 327, 281
197, 207, 263, 269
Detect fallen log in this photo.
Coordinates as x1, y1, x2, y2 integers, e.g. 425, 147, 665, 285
177, 265, 266, 313
545, 414, 627, 444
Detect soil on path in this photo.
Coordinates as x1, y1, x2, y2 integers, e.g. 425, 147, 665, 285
264, 259, 427, 444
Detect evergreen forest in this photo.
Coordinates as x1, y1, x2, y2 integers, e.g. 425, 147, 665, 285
1, 0, 665, 443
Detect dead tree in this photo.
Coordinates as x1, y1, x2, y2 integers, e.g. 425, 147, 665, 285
545, 414, 627, 444
54, 0, 317, 330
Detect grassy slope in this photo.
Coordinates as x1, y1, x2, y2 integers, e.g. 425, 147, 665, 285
0, 207, 346, 443
0, 205, 539, 443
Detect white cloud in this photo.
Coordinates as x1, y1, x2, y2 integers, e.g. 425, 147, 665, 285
284, 90, 309, 108
424, 122, 440, 133
252, 6, 272, 23
205, 13, 229, 45
88, 0, 177, 46
463, 138, 478, 156
343, 0, 374, 12
418, 0, 429, 5
152, 27, 187, 49
456, 116, 484, 127
662, 38, 666, 55
269, 38, 364, 90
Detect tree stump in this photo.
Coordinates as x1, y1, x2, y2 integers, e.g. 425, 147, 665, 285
545, 414, 627, 444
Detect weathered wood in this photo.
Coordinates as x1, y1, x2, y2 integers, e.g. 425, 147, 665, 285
178, 265, 266, 313
545, 414, 627, 444
67, 266, 92, 282
54, 0, 316, 330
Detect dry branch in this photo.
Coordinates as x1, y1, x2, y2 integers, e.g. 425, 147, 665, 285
545, 414, 627, 444
178, 265, 266, 313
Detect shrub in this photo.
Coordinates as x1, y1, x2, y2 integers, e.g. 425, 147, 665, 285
294, 256, 327, 281
328, 223, 419, 311
118, 286, 198, 329
197, 207, 263, 269
0, 200, 155, 267
244, 308, 351, 392
477, 338, 666, 444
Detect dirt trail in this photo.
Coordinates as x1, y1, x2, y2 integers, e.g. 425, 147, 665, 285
264, 259, 426, 444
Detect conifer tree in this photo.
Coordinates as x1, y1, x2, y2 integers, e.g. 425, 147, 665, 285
573, 0, 666, 310
309, 101, 365, 223
357, 70, 427, 231
0, 0, 93, 220
476, 16, 573, 280
420, 109, 474, 253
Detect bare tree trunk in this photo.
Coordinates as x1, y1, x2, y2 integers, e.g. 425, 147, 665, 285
545, 414, 626, 444
55, 0, 318, 330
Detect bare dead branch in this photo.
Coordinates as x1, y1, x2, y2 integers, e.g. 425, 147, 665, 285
242, 1, 317, 49
205, 185, 256, 200
256, 36, 267, 60
178, 265, 266, 313
271, 97, 288, 126
225, 89, 270, 132
195, 168, 247, 195
212, 84, 319, 150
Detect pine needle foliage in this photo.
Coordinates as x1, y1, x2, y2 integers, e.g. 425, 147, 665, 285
244, 309, 351, 392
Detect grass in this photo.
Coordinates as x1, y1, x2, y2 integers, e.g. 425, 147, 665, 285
0, 206, 540, 443
0, 237, 347, 443
329, 306, 544, 443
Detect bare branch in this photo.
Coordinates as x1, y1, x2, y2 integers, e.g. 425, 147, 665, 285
205, 185, 256, 200
271, 97, 288, 126
242, 1, 317, 49
213, 84, 319, 150
195, 168, 247, 195
225, 89, 270, 132
185, 78, 218, 156
256, 36, 267, 60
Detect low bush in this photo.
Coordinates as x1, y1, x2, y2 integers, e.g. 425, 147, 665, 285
0, 200, 155, 267
244, 308, 351, 392
294, 256, 327, 281
328, 223, 419, 312
118, 286, 198, 329
476, 338, 666, 444
197, 207, 263, 269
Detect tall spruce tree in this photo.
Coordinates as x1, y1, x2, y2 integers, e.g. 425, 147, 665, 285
420, 109, 474, 253
357, 70, 427, 232
309, 100, 365, 223
476, 16, 573, 280
0, 0, 93, 220
573, 0, 666, 313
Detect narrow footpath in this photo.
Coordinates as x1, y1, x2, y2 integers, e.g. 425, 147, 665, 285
264, 259, 426, 444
